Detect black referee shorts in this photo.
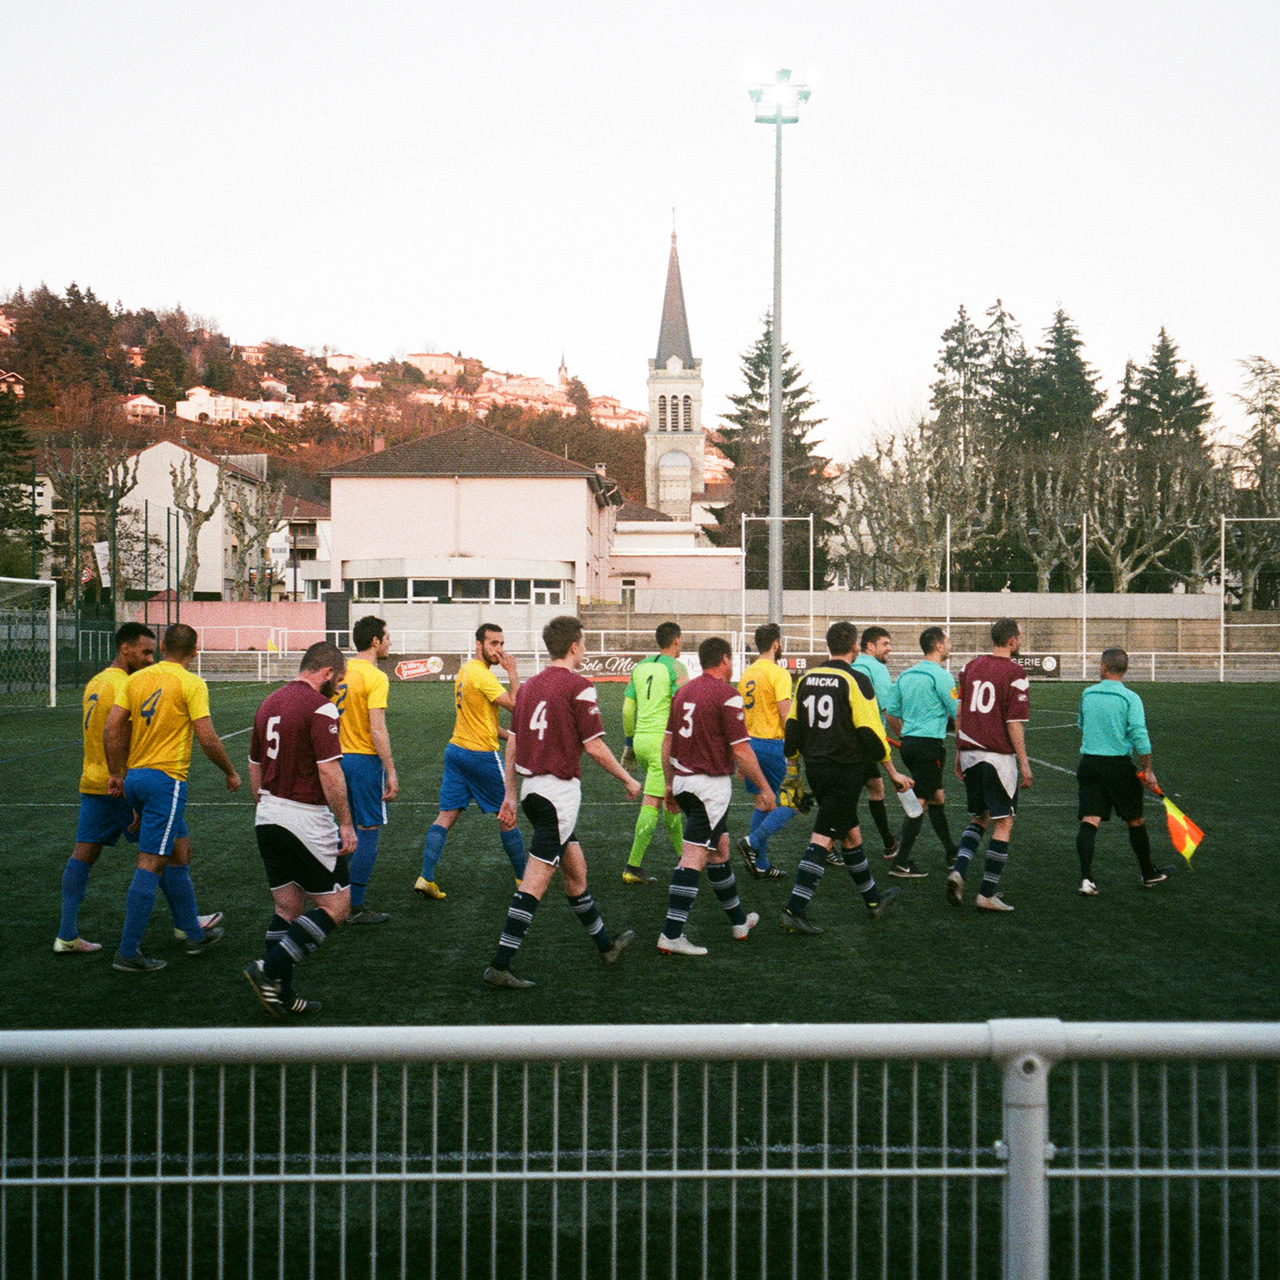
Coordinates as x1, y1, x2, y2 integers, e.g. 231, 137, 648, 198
1076, 754, 1144, 823
900, 736, 946, 801
255, 824, 349, 897
806, 761, 875, 841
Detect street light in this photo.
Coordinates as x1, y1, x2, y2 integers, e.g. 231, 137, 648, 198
749, 68, 810, 625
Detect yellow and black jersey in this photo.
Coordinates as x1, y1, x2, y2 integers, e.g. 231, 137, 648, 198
784, 659, 889, 767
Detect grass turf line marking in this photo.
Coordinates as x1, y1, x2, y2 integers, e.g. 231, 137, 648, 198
1027, 755, 1078, 777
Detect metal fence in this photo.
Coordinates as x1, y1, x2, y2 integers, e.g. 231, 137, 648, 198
0, 1020, 1275, 1279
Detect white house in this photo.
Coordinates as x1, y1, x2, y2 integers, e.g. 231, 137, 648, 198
176, 386, 347, 427
268, 496, 332, 601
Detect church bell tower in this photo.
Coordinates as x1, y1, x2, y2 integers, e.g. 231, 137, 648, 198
645, 233, 705, 519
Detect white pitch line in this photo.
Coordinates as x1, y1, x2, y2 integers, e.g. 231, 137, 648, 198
1027, 755, 1077, 777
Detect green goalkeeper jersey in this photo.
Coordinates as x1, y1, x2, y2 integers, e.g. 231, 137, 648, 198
623, 654, 688, 737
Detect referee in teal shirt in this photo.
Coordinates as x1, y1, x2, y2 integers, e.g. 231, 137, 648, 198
1076, 647, 1172, 894
850, 626, 900, 862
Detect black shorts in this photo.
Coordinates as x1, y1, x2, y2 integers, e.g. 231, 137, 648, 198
256, 824, 350, 897
521, 793, 577, 866
675, 791, 729, 848
963, 761, 1019, 820
900, 736, 946, 801
1076, 754, 1144, 823
805, 761, 870, 841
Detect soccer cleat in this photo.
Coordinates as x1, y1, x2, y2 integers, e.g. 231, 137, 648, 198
413, 877, 446, 900
975, 894, 1015, 912
737, 837, 763, 878
622, 867, 658, 885
946, 870, 965, 905
1079, 878, 1099, 896
483, 965, 534, 989
889, 861, 929, 879
656, 933, 708, 957
347, 908, 392, 924
53, 937, 102, 954
883, 840, 900, 861
602, 929, 636, 965
285, 994, 322, 1016
244, 960, 285, 1017
825, 849, 844, 866
868, 885, 901, 919
184, 925, 225, 956
779, 910, 824, 936
112, 949, 166, 973
173, 911, 224, 941
1142, 867, 1176, 888
732, 911, 760, 941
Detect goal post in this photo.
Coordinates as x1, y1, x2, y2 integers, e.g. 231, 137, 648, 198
0, 577, 58, 708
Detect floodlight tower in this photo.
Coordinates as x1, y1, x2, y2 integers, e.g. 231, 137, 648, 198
749, 68, 810, 625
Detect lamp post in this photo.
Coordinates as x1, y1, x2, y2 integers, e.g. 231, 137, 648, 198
749, 68, 810, 625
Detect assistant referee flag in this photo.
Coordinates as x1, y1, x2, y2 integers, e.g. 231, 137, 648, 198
1158, 789, 1203, 863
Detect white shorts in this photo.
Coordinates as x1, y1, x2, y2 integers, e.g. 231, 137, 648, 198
520, 774, 582, 846
255, 792, 340, 869
672, 774, 733, 833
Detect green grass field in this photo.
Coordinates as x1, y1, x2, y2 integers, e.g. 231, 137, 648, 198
2, 677, 1277, 1030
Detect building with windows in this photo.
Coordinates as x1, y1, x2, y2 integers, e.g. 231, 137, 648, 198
321, 424, 623, 629
645, 233, 706, 521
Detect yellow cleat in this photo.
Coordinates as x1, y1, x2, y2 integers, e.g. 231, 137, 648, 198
413, 877, 446, 900
622, 868, 658, 885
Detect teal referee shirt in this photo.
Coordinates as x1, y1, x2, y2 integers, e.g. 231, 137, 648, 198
852, 653, 892, 729
1078, 681, 1151, 756
885, 660, 958, 740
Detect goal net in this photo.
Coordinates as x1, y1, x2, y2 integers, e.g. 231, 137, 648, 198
0, 577, 58, 708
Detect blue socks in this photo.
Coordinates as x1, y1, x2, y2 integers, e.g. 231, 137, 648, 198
349, 827, 380, 908
58, 857, 91, 942
160, 865, 202, 938
500, 826, 528, 878
420, 823, 448, 881
119, 868, 161, 958
750, 805, 795, 866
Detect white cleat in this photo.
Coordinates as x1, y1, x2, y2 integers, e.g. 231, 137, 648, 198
975, 894, 1014, 912
1079, 879, 1099, 896
174, 911, 224, 941
657, 933, 708, 957
732, 911, 760, 941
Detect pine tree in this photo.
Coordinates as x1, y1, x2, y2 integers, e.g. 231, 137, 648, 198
0, 390, 36, 538
1025, 308, 1107, 447
930, 304, 989, 465
709, 315, 837, 589
1117, 328, 1213, 453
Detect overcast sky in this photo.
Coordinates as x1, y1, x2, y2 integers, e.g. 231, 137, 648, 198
6, 0, 1277, 458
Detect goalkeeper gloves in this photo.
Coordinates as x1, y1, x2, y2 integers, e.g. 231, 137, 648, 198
620, 738, 636, 770
778, 760, 812, 813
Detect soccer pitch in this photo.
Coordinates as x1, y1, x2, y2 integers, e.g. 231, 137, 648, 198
3, 678, 1277, 1031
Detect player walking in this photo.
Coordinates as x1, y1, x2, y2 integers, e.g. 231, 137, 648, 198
850, 626, 902, 863
415, 623, 526, 900
778, 622, 908, 936
735, 623, 792, 880
883, 626, 960, 877
244, 642, 357, 1018
619, 622, 687, 884
104, 624, 238, 971
55, 623, 157, 953
948, 618, 1032, 911
483, 616, 640, 989
334, 615, 398, 923
1075, 647, 1173, 893
657, 636, 772, 956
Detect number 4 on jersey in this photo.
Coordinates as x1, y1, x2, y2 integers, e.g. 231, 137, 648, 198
530, 700, 549, 739
139, 689, 162, 726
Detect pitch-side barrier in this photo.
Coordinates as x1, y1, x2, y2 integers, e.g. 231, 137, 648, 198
0, 1019, 1275, 1279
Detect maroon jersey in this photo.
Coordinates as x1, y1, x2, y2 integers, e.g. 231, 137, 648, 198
249, 680, 342, 805
956, 655, 1029, 755
511, 665, 604, 780
666, 673, 749, 777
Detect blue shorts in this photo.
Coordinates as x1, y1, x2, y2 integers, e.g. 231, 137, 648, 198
745, 738, 787, 795
439, 743, 505, 814
75, 794, 138, 847
123, 768, 189, 858
342, 753, 387, 828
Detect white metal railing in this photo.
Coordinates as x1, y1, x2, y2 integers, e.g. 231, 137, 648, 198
0, 1020, 1275, 1279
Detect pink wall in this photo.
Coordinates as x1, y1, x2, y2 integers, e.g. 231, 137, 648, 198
122, 600, 327, 651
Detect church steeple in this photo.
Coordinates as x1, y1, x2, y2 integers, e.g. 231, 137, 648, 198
655, 232, 695, 369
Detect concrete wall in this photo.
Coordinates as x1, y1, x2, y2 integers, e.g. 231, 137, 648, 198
120, 600, 326, 650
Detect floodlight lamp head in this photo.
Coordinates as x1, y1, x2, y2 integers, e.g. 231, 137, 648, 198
749, 68, 811, 124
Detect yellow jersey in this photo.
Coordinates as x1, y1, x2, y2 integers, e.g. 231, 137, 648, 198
739, 658, 792, 740
117, 660, 211, 781
335, 657, 389, 756
80, 665, 130, 794
450, 659, 508, 752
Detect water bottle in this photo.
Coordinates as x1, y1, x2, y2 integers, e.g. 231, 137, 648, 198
896, 785, 924, 819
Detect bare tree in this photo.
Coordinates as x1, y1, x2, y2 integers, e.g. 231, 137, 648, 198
170, 452, 226, 598
998, 450, 1085, 591
225, 476, 288, 600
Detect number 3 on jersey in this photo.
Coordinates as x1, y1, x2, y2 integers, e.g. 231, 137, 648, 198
678, 703, 695, 738
529, 700, 549, 739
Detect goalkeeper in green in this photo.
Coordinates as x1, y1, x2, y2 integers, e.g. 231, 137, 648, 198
620, 622, 688, 883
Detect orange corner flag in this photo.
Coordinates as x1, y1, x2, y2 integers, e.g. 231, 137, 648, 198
1162, 795, 1203, 863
